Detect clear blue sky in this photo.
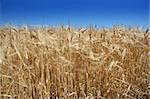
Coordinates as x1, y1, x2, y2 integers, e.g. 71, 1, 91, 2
0, 0, 149, 27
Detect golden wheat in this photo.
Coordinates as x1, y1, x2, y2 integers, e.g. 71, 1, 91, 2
0, 26, 150, 99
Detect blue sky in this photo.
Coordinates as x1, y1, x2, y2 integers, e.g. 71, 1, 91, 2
0, 0, 149, 27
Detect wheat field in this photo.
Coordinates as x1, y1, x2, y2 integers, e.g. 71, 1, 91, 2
0, 26, 150, 99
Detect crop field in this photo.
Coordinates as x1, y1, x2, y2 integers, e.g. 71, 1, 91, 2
0, 26, 150, 98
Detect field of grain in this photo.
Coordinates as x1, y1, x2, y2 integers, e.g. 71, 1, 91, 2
0, 26, 150, 99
